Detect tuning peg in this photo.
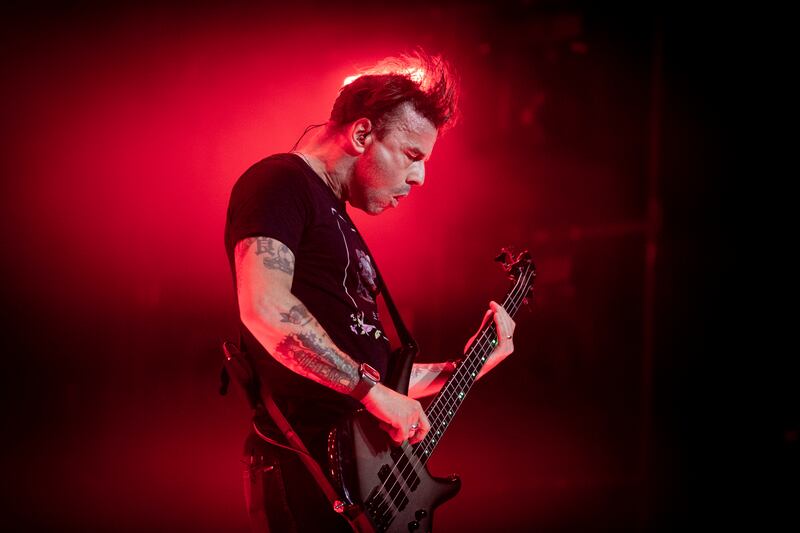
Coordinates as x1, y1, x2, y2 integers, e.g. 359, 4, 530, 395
494, 251, 510, 265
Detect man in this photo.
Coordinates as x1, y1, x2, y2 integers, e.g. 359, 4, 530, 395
224, 52, 516, 532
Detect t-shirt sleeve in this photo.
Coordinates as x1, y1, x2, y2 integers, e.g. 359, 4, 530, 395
226, 157, 311, 256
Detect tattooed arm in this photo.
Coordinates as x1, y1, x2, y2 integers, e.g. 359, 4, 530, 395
235, 236, 430, 444
235, 236, 359, 393
407, 362, 458, 399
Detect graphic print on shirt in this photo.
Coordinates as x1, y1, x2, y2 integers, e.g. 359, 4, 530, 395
330, 207, 387, 341
355, 249, 378, 303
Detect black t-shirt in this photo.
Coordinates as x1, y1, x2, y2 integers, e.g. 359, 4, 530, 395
224, 153, 392, 442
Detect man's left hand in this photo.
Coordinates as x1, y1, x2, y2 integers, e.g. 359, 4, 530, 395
463, 301, 515, 377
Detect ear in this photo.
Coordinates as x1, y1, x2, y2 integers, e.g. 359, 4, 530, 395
349, 118, 373, 154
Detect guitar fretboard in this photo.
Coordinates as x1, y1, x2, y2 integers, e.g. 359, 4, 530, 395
409, 262, 535, 466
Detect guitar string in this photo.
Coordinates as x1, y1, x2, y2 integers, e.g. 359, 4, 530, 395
372, 265, 533, 523
409, 267, 533, 468
370, 265, 534, 522
370, 326, 502, 525
384, 266, 532, 479
415, 265, 534, 459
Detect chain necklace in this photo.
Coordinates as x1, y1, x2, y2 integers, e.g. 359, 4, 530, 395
293, 151, 343, 200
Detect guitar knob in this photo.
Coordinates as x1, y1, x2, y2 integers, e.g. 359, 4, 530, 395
415, 510, 427, 520
408, 520, 420, 530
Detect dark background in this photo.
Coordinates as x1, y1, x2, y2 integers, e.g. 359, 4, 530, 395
0, 1, 733, 531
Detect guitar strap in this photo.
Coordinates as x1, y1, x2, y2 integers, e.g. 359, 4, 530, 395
222, 340, 375, 529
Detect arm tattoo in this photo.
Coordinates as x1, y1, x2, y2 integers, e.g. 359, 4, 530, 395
410, 366, 426, 383
255, 237, 295, 275
235, 237, 257, 264
279, 304, 312, 326
409, 362, 456, 396
234, 237, 295, 284
411, 363, 449, 382
274, 331, 358, 394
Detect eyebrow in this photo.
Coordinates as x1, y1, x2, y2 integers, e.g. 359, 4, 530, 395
406, 146, 429, 161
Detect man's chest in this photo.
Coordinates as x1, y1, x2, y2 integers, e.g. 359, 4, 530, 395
295, 205, 380, 305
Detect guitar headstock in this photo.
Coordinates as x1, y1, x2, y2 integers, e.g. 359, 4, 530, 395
495, 247, 536, 306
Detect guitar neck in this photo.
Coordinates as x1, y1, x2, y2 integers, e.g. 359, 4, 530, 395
410, 274, 532, 466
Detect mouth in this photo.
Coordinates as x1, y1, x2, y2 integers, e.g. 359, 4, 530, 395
390, 192, 409, 209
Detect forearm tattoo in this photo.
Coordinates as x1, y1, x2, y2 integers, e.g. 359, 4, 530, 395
274, 331, 358, 394
411, 362, 450, 382
410, 366, 426, 383
280, 304, 312, 326
410, 362, 457, 395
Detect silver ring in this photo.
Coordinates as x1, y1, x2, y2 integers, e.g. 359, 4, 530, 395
409, 423, 419, 431
506, 335, 513, 339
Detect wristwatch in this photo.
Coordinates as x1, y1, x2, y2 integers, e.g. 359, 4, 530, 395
350, 362, 381, 401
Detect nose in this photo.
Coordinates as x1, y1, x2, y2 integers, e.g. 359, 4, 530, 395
406, 162, 425, 187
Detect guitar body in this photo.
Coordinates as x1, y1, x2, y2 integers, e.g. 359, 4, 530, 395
327, 409, 461, 533
322, 249, 534, 532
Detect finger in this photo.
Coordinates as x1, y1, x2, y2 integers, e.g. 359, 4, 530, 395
489, 303, 508, 331
490, 303, 516, 340
409, 412, 431, 445
465, 309, 494, 353
490, 301, 512, 323
390, 427, 405, 446
479, 308, 493, 328
380, 422, 405, 446
492, 310, 510, 340
406, 423, 420, 444
403, 414, 418, 443
418, 412, 431, 436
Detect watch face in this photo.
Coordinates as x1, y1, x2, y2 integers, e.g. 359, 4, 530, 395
361, 363, 380, 383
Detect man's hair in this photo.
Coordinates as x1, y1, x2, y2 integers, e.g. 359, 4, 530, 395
329, 50, 460, 138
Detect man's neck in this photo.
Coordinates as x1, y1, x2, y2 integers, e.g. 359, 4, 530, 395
293, 127, 353, 202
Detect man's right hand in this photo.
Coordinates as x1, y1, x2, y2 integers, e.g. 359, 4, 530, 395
361, 383, 430, 445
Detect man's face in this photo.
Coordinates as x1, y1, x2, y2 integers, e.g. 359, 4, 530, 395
351, 103, 438, 215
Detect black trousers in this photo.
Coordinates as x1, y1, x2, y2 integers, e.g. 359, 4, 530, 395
241, 431, 353, 533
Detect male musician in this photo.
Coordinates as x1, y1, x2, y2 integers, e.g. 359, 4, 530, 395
224, 52, 516, 532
